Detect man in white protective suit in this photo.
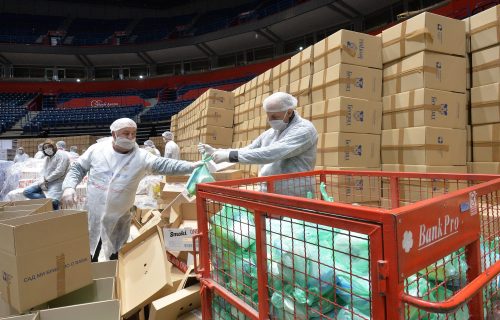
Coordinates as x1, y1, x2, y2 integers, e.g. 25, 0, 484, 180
162, 131, 180, 159
198, 92, 318, 197
61, 118, 202, 262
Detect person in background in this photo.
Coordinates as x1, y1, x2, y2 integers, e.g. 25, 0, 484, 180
13, 147, 29, 163
162, 131, 180, 160
56, 140, 66, 151
61, 118, 202, 262
143, 140, 161, 156
23, 139, 70, 210
69, 146, 79, 157
34, 143, 45, 159
198, 92, 318, 197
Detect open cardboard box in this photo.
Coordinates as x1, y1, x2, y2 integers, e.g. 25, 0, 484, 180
117, 226, 172, 319
46, 277, 115, 309
91, 261, 117, 280
0, 199, 51, 208
0, 210, 92, 313
39, 300, 120, 320
148, 284, 201, 320
0, 201, 53, 221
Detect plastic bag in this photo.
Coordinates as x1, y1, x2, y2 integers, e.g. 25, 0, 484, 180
185, 155, 215, 196
210, 204, 256, 250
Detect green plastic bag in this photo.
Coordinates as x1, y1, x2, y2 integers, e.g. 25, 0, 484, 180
185, 155, 215, 196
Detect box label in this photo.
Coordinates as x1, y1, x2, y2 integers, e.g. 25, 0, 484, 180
164, 228, 198, 251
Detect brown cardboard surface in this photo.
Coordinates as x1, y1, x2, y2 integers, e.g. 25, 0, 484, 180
91, 261, 117, 280
470, 5, 500, 52
383, 51, 466, 96
382, 88, 466, 129
212, 169, 243, 181
472, 123, 500, 162
176, 309, 203, 320
471, 82, 500, 125
472, 44, 500, 87
313, 29, 382, 70
382, 12, 466, 63
0, 201, 53, 221
118, 227, 171, 318
467, 125, 472, 163
39, 299, 120, 320
199, 126, 233, 147
161, 184, 185, 202
272, 59, 290, 90
316, 132, 380, 167
0, 199, 51, 208
198, 107, 234, 128
46, 277, 114, 308
0, 210, 92, 313
289, 76, 312, 106
381, 127, 466, 165
311, 97, 382, 134
289, 46, 313, 83
470, 162, 500, 174
196, 89, 234, 110
161, 193, 196, 229
0, 314, 38, 320
148, 284, 201, 320
324, 167, 381, 203
311, 63, 382, 103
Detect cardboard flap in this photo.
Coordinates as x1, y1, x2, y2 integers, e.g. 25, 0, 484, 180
47, 277, 115, 308
39, 299, 120, 320
148, 284, 201, 320
91, 261, 117, 280
118, 227, 171, 318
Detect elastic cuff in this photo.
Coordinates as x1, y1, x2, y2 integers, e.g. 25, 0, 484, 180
229, 151, 239, 163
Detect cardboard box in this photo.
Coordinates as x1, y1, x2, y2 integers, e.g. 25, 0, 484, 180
161, 184, 185, 204
0, 211, 92, 313
272, 59, 290, 90
470, 5, 500, 52
311, 97, 382, 134
383, 51, 466, 96
471, 82, 500, 125
289, 76, 311, 106
316, 132, 380, 167
91, 261, 117, 280
382, 12, 466, 63
199, 126, 233, 147
464, 17, 471, 54
467, 125, 472, 163
177, 309, 203, 320
311, 63, 382, 103
381, 127, 466, 165
117, 227, 171, 318
196, 89, 234, 110
470, 162, 500, 174
46, 277, 115, 308
161, 193, 197, 230
382, 164, 468, 201
148, 284, 201, 320
313, 29, 382, 70
0, 199, 51, 208
289, 46, 313, 83
472, 123, 500, 162
212, 169, 243, 181
0, 202, 53, 221
324, 167, 381, 203
0, 314, 37, 320
382, 88, 467, 129
472, 44, 500, 87
198, 107, 234, 128
40, 300, 120, 320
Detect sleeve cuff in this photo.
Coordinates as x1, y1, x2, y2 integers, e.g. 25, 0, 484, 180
229, 151, 239, 163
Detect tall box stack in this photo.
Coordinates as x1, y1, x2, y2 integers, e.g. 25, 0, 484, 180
173, 89, 234, 161
470, 5, 500, 174
311, 29, 383, 204
381, 12, 467, 205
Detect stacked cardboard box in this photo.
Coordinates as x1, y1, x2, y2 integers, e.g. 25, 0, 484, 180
310, 29, 383, 203
17, 135, 97, 158
171, 89, 235, 161
381, 12, 468, 205
469, 5, 500, 174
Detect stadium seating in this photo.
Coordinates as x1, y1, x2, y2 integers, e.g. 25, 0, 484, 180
0, 93, 37, 133
66, 18, 131, 45
140, 100, 193, 122
176, 75, 255, 98
131, 14, 196, 43
0, 13, 64, 44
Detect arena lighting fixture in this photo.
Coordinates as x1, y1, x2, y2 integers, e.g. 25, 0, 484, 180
76, 78, 81, 82
298, 46, 303, 51
139, 75, 144, 79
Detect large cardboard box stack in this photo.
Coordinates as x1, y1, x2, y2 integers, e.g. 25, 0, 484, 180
469, 5, 500, 174
309, 29, 383, 204
380, 12, 467, 205
172, 89, 234, 161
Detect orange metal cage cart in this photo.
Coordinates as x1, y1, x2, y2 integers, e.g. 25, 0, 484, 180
193, 170, 500, 319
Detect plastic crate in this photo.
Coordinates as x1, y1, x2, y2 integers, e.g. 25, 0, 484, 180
193, 170, 500, 319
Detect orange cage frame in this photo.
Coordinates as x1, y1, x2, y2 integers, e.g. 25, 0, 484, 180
193, 170, 500, 319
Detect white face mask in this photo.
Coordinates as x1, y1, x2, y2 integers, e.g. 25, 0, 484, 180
268, 112, 289, 131
114, 136, 136, 150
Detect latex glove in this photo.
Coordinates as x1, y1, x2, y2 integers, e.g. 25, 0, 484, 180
212, 150, 230, 164
198, 143, 215, 156
61, 188, 76, 207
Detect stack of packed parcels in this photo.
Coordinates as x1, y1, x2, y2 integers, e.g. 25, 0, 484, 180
172, 89, 234, 162
310, 29, 383, 205
469, 5, 500, 174
381, 12, 468, 206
